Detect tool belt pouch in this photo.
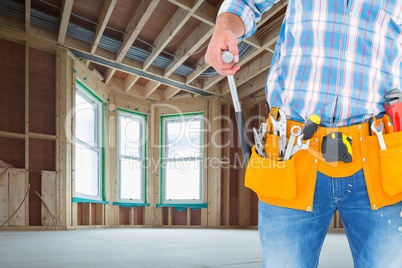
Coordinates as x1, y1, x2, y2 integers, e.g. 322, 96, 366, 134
244, 130, 321, 209
245, 145, 297, 201
362, 131, 402, 207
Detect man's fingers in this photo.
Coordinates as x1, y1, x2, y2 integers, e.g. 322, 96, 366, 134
213, 64, 241, 76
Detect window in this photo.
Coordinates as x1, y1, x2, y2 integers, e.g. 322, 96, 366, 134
161, 113, 204, 204
117, 109, 147, 203
73, 81, 104, 200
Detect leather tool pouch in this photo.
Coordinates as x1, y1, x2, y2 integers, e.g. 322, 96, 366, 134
245, 132, 317, 211
361, 131, 402, 208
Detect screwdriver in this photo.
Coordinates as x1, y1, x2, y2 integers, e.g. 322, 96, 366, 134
383, 114, 394, 133
300, 114, 320, 140
282, 114, 320, 160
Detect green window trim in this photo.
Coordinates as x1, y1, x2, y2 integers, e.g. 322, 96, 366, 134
74, 79, 106, 201
117, 108, 148, 204
160, 112, 205, 204
72, 197, 109, 205
156, 203, 208, 212
112, 202, 150, 208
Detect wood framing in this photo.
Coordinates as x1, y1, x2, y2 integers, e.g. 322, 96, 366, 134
41, 170, 57, 227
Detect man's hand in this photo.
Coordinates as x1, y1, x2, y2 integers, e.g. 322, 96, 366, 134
205, 13, 245, 76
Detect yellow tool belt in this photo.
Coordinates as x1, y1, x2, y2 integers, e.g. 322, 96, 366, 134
245, 118, 402, 211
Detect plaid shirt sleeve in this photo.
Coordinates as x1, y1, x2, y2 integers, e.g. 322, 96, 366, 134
218, 0, 281, 39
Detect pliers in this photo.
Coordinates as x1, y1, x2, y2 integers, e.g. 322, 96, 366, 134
270, 109, 287, 158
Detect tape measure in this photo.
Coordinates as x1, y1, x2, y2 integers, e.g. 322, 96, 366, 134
322, 132, 353, 163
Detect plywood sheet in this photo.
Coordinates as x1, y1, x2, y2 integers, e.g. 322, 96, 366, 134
41, 170, 57, 227
119, 206, 130, 225
171, 208, 187, 225
8, 169, 28, 226
0, 138, 25, 168
0, 168, 8, 226
29, 48, 56, 135
133, 207, 144, 225
29, 139, 56, 225
0, 39, 25, 134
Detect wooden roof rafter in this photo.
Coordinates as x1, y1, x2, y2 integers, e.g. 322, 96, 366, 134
90, 0, 117, 54
25, 0, 30, 34
142, 0, 205, 71
58, 0, 74, 45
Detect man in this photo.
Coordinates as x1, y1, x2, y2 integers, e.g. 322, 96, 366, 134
205, 1, 402, 267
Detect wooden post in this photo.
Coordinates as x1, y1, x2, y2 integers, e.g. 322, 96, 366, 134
150, 103, 162, 227
207, 98, 221, 226
107, 94, 119, 226
222, 103, 231, 226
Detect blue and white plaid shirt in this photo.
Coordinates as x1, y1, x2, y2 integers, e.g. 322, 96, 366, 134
219, 0, 402, 126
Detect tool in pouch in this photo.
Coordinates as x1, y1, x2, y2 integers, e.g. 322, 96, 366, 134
282, 114, 320, 160
369, 116, 387, 150
384, 88, 402, 132
222, 51, 251, 164
270, 109, 287, 159
366, 88, 402, 150
322, 132, 353, 163
253, 122, 267, 157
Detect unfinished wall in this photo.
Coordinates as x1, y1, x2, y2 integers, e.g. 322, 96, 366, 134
0, 39, 25, 169
0, 38, 57, 227
0, 34, 343, 230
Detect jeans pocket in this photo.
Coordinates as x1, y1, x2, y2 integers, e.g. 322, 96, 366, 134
379, 145, 402, 196
245, 146, 297, 201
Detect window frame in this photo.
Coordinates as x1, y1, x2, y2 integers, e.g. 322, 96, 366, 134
160, 112, 205, 205
116, 108, 148, 204
73, 80, 105, 201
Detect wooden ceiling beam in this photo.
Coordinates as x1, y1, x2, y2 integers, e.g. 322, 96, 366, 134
237, 70, 269, 100
193, 1, 218, 26
186, 59, 210, 85
25, 0, 30, 34
116, 0, 159, 63
143, 80, 161, 98
58, 0, 74, 44
143, 0, 205, 71
124, 74, 140, 92
107, 77, 144, 93
104, 68, 116, 84
90, 0, 117, 54
221, 51, 273, 96
149, 89, 164, 100
168, 0, 218, 26
164, 23, 213, 78
164, 86, 182, 100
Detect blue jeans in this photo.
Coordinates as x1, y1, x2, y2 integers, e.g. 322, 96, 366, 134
258, 169, 402, 268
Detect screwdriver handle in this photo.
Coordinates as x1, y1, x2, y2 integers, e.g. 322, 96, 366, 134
382, 114, 394, 133
301, 114, 320, 140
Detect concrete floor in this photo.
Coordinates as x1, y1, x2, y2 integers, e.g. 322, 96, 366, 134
0, 229, 353, 268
